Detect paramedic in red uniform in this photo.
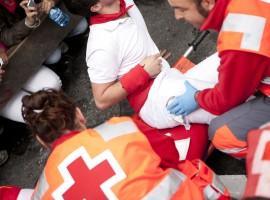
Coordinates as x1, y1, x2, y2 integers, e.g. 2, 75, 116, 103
0, 89, 229, 200
167, 0, 270, 159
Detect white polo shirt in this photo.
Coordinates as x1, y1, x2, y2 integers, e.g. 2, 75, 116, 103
86, 0, 219, 130
86, 0, 163, 83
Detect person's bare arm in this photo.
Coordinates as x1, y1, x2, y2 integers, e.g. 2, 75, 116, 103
92, 81, 127, 110
92, 54, 162, 110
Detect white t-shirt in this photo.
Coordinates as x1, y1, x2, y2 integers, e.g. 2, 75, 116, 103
86, 0, 168, 83
86, 0, 218, 129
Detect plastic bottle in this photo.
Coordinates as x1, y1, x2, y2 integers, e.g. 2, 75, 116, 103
49, 7, 70, 27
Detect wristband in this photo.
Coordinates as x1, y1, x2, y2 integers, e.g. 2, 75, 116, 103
25, 18, 41, 29
120, 64, 151, 95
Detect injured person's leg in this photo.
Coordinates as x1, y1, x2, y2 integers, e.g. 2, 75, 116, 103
139, 53, 220, 129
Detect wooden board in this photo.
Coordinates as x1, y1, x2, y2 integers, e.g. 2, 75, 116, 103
0, 3, 82, 109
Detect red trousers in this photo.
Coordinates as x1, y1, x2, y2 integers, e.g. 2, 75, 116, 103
132, 115, 209, 169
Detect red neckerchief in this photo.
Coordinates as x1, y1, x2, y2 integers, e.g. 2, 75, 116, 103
0, 0, 17, 14
89, 0, 133, 25
51, 130, 80, 150
200, 0, 230, 32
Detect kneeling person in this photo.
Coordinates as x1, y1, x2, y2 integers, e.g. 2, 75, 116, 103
11, 89, 228, 199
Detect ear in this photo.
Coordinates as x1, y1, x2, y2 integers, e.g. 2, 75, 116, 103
200, 0, 215, 11
75, 107, 86, 126
90, 2, 102, 13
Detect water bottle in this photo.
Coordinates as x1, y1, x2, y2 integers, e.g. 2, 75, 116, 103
49, 7, 70, 27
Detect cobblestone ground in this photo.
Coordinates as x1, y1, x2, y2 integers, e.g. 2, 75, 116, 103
0, 0, 245, 188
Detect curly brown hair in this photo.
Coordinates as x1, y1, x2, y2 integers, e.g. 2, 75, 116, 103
22, 89, 77, 144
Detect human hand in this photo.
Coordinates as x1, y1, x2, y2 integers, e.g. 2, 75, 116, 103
167, 81, 198, 116
38, 0, 55, 14
140, 54, 162, 78
20, 0, 38, 26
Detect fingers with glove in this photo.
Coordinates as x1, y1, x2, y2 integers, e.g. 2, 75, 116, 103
167, 81, 199, 116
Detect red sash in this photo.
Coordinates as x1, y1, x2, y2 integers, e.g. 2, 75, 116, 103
89, 0, 133, 25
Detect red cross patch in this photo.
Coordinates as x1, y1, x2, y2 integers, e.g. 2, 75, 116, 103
52, 147, 126, 200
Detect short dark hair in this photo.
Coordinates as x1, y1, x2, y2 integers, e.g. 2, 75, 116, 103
63, 0, 99, 17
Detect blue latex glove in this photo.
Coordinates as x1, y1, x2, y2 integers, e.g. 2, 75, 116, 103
167, 81, 198, 116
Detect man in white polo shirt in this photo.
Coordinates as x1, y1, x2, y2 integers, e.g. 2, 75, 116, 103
64, 0, 218, 167
86, 0, 167, 110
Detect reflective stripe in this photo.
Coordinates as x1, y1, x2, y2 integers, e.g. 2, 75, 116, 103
17, 189, 34, 200
199, 164, 226, 199
261, 77, 270, 85
252, 130, 270, 197
260, 122, 270, 129
142, 169, 186, 200
212, 174, 226, 194
94, 120, 138, 142
32, 171, 49, 200
221, 13, 266, 51
203, 185, 221, 200
219, 147, 247, 154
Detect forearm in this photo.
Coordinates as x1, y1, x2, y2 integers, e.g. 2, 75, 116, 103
92, 81, 127, 110
92, 65, 151, 110
197, 88, 232, 115
196, 51, 269, 115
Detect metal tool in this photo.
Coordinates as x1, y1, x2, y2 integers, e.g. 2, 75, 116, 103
174, 30, 210, 72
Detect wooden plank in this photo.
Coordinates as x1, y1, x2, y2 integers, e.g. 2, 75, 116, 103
0, 3, 82, 109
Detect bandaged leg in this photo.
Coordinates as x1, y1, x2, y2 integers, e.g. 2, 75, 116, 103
140, 52, 219, 129
133, 115, 208, 168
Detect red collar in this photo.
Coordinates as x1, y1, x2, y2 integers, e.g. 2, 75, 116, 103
0, 0, 17, 14
89, 0, 133, 25
51, 130, 80, 150
200, 0, 230, 32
